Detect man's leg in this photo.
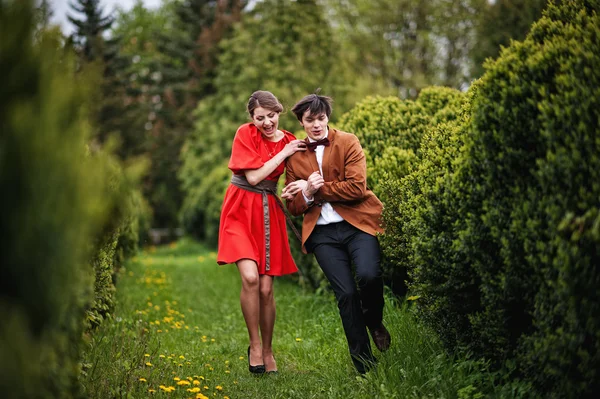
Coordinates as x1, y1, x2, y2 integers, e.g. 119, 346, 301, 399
307, 224, 375, 373
344, 223, 390, 351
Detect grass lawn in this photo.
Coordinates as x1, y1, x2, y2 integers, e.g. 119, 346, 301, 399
80, 238, 510, 399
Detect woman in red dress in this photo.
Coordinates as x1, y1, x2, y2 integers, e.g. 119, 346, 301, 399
217, 91, 307, 374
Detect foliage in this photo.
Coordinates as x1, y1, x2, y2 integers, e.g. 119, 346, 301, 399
470, 0, 549, 78
338, 87, 465, 294
179, 0, 356, 255
407, 1, 600, 396
0, 2, 117, 396
323, 0, 478, 97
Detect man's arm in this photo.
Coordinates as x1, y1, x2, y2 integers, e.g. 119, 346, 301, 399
284, 160, 311, 216
314, 135, 367, 203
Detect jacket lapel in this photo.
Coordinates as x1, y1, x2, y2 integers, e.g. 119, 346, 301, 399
303, 138, 321, 176
321, 127, 335, 180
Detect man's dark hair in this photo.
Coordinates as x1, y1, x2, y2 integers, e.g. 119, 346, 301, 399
291, 91, 333, 121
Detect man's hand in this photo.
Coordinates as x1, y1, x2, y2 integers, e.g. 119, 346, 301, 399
281, 179, 307, 200
303, 171, 324, 200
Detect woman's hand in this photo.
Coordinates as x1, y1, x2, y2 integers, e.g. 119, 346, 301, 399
281, 179, 307, 200
281, 139, 307, 158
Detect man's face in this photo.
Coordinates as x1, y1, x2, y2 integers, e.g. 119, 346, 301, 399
300, 110, 329, 141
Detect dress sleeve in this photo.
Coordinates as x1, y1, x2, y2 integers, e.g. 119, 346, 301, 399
228, 124, 265, 173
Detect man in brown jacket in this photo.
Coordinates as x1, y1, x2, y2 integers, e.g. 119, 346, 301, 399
282, 93, 391, 374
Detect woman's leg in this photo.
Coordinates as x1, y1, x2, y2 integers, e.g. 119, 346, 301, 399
236, 259, 263, 366
259, 274, 277, 372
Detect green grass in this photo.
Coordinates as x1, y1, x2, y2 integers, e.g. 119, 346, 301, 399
80, 238, 517, 399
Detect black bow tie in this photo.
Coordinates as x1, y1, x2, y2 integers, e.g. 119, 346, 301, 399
305, 137, 330, 151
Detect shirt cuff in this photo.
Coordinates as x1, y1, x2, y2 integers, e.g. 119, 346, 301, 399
302, 191, 314, 204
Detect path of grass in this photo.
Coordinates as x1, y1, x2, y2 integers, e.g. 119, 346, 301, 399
81, 238, 506, 399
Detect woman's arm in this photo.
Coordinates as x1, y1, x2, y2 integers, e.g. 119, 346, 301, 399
244, 139, 306, 185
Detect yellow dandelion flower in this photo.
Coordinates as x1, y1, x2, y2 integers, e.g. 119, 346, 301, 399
178, 363, 183, 367
225, 370, 230, 374
145, 362, 153, 367
210, 338, 215, 342
215, 385, 223, 391
173, 377, 180, 381
198, 376, 205, 380
239, 356, 244, 360
138, 377, 147, 382
147, 302, 153, 307
179, 355, 185, 359
203, 385, 209, 390
177, 380, 191, 386
186, 361, 192, 365
224, 396, 230, 399
202, 335, 207, 339
187, 387, 201, 393
159, 354, 166, 358
144, 354, 150, 357
154, 305, 160, 311
148, 388, 156, 393
157, 329, 162, 333
193, 380, 200, 385
187, 376, 193, 381
196, 394, 209, 399
295, 338, 302, 342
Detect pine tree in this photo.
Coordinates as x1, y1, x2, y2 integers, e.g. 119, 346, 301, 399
68, 0, 114, 62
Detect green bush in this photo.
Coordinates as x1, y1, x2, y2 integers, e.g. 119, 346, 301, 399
409, 1, 600, 396
403, 83, 481, 352
0, 2, 143, 396
0, 2, 116, 396
339, 87, 465, 294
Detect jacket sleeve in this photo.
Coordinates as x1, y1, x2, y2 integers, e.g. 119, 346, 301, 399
285, 158, 310, 216
315, 135, 367, 203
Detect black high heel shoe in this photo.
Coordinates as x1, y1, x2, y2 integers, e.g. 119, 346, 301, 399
247, 346, 265, 374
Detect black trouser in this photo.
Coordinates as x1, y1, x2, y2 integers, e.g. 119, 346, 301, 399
306, 220, 384, 373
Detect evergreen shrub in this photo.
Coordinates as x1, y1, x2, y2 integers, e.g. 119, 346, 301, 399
0, 2, 141, 395
0, 3, 115, 396
339, 87, 464, 294
410, 1, 600, 396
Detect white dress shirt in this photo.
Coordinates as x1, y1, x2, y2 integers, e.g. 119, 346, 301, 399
303, 129, 345, 225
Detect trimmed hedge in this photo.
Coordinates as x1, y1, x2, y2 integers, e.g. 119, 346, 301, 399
407, 1, 600, 396
0, 2, 143, 396
339, 87, 465, 294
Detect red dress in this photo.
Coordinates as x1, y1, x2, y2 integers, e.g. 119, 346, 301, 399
217, 123, 298, 276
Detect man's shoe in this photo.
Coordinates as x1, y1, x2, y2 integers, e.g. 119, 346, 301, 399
369, 324, 391, 352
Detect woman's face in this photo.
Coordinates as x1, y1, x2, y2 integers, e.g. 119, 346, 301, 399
252, 106, 280, 139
